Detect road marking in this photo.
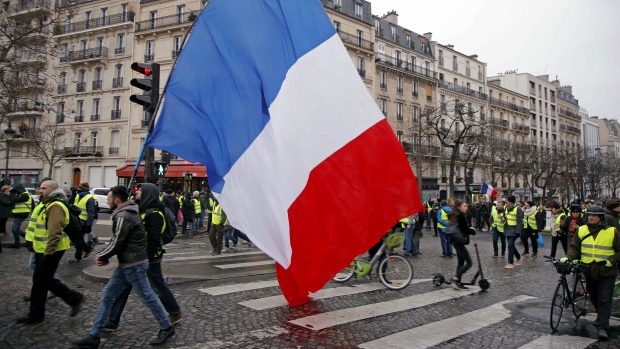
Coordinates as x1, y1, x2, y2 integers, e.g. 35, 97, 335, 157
358, 295, 535, 349
198, 280, 280, 296
173, 325, 288, 349
517, 335, 596, 349
166, 251, 202, 256
239, 279, 431, 310
214, 260, 275, 269
95, 220, 112, 226
168, 251, 265, 261
583, 314, 620, 326
289, 287, 481, 331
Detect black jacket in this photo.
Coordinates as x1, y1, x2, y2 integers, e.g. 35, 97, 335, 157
10, 184, 30, 219
181, 197, 195, 218
0, 192, 12, 218
448, 212, 475, 246
138, 183, 165, 263
97, 200, 147, 266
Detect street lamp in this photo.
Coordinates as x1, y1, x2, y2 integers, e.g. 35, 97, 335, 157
4, 124, 16, 185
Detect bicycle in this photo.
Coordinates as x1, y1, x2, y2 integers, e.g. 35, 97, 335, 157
545, 256, 588, 331
332, 232, 413, 290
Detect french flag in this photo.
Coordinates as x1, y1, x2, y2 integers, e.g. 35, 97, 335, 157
481, 182, 497, 198
146, 0, 424, 306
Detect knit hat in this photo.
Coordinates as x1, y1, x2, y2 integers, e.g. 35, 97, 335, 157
78, 182, 89, 191
526, 201, 536, 208
570, 204, 582, 213
506, 195, 516, 204
605, 198, 620, 210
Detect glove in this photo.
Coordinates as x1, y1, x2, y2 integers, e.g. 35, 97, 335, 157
605, 260, 614, 268
572, 259, 579, 265
559, 257, 569, 263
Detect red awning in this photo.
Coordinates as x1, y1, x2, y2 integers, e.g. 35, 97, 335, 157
116, 161, 207, 178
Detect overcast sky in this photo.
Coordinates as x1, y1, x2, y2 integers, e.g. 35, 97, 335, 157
370, 0, 619, 120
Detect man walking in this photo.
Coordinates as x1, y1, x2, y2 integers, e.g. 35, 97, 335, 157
437, 200, 453, 257
16, 180, 83, 324
491, 201, 506, 258
9, 183, 33, 248
209, 200, 228, 255
104, 183, 182, 331
504, 195, 523, 269
71, 186, 174, 349
69, 182, 97, 262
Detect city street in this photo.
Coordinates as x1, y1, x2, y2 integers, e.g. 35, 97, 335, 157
1, 219, 619, 349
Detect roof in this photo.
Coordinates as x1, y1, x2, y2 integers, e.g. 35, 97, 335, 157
373, 15, 433, 59
321, 0, 374, 25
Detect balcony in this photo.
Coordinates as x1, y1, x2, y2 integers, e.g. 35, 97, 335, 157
337, 30, 373, 51
13, 52, 46, 65
56, 114, 65, 123
490, 118, 509, 128
115, 47, 125, 55
90, 114, 100, 121
375, 53, 437, 81
92, 80, 102, 90
380, 82, 387, 90
418, 145, 441, 157
488, 97, 530, 114
397, 87, 403, 94
512, 123, 530, 133
438, 80, 487, 101
135, 12, 198, 33
7, 0, 50, 18
6, 101, 45, 116
559, 107, 580, 121
74, 115, 84, 122
112, 77, 123, 88
76, 82, 86, 92
61, 146, 103, 157
60, 47, 108, 64
57, 84, 66, 94
54, 12, 135, 36
144, 54, 154, 62
111, 110, 122, 120
109, 147, 119, 155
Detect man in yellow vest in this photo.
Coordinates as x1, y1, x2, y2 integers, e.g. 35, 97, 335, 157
69, 182, 97, 263
503, 195, 523, 269
491, 201, 506, 258
209, 200, 228, 255
550, 201, 568, 258
191, 191, 201, 234
9, 183, 33, 248
522, 200, 539, 256
16, 180, 84, 324
562, 205, 620, 340
206, 193, 216, 233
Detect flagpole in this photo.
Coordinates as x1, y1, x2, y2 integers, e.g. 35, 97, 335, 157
126, 8, 205, 192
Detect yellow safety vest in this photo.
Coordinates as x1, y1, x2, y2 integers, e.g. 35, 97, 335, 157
524, 210, 537, 230
578, 225, 616, 264
74, 193, 95, 221
25, 203, 46, 242
438, 209, 448, 229
193, 198, 201, 215
399, 217, 409, 229
32, 201, 71, 253
505, 206, 517, 226
159, 194, 163, 202
207, 197, 215, 213
12, 192, 33, 214
555, 212, 566, 232
212, 204, 225, 225
491, 206, 505, 233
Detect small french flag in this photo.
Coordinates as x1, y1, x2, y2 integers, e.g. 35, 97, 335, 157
481, 182, 497, 197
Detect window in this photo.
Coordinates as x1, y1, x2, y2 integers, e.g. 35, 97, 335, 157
397, 76, 403, 92
59, 71, 67, 85
116, 33, 125, 54
111, 130, 120, 148
480, 106, 485, 119
356, 30, 363, 46
452, 55, 458, 71
379, 71, 387, 89
356, 57, 364, 75
354, 2, 363, 19
92, 98, 100, 116
397, 131, 403, 142
406, 34, 411, 48
412, 106, 418, 122
85, 11, 91, 26
396, 102, 403, 120
391, 26, 396, 41
438, 50, 444, 66
374, 18, 380, 32
478, 65, 483, 80
146, 40, 154, 61
412, 80, 418, 96
466, 82, 471, 90
61, 43, 68, 57
101, 7, 108, 22
91, 131, 98, 147
121, 3, 128, 20
77, 100, 84, 118
114, 64, 122, 79
466, 61, 470, 76
78, 69, 85, 83
177, 5, 185, 24
453, 78, 458, 86
173, 35, 183, 57
334, 0, 342, 7
80, 40, 87, 52
113, 96, 121, 111
333, 20, 340, 32
96, 37, 103, 51
379, 98, 387, 115
149, 10, 157, 29
57, 102, 65, 117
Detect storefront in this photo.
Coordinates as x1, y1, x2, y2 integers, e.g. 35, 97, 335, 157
4, 170, 40, 187
116, 160, 208, 193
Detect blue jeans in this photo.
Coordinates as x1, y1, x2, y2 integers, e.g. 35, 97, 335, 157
439, 230, 453, 256
403, 226, 417, 254
107, 262, 180, 327
507, 236, 521, 264
192, 218, 199, 233
89, 262, 171, 337
198, 210, 205, 228
224, 228, 238, 248
11, 217, 26, 244
492, 228, 506, 256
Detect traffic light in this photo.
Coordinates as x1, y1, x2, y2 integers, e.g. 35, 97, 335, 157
185, 173, 193, 181
154, 161, 168, 177
130, 62, 160, 113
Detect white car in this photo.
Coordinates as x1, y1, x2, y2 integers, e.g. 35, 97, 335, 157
90, 188, 111, 211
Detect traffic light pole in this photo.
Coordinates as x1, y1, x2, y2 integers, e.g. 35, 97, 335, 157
144, 110, 155, 184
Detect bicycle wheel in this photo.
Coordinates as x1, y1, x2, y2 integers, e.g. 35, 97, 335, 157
550, 281, 566, 331
378, 254, 413, 290
572, 275, 588, 319
333, 261, 356, 283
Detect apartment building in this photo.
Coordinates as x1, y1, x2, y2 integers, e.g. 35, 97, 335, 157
1, 0, 51, 185
581, 109, 600, 155
590, 116, 620, 156
491, 72, 559, 148
51, 0, 136, 187
554, 83, 582, 150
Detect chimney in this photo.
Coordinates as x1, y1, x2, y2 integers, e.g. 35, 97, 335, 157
470, 54, 478, 60
446, 44, 454, 49
423, 32, 432, 41
383, 10, 398, 25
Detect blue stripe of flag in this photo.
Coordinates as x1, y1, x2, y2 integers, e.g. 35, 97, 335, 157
146, 0, 335, 193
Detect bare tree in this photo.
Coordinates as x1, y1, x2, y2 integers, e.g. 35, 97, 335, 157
20, 118, 67, 177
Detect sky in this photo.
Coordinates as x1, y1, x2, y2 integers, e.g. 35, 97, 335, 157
370, 0, 620, 120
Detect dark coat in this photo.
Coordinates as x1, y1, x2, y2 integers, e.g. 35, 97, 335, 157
0, 192, 12, 218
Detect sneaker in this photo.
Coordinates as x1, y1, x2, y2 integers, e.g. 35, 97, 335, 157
72, 335, 100, 349
598, 328, 609, 341
504, 264, 514, 269
450, 277, 460, 290
102, 322, 118, 333
150, 326, 175, 345
170, 313, 183, 326
522, 252, 530, 256
456, 283, 469, 290
68, 258, 81, 264
515, 259, 522, 266
532, 253, 537, 257
16, 316, 44, 324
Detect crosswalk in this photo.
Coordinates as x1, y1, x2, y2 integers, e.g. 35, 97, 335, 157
183, 275, 606, 349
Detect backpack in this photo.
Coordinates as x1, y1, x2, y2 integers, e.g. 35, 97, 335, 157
45, 200, 83, 245
146, 206, 178, 245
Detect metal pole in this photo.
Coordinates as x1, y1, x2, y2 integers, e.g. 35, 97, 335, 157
4, 140, 10, 185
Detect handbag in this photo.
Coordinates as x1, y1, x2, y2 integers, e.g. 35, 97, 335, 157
537, 233, 544, 248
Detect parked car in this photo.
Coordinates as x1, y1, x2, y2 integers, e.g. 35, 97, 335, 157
26, 188, 39, 205
90, 188, 110, 212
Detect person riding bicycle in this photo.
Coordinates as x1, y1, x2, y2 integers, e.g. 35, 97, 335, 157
561, 205, 620, 341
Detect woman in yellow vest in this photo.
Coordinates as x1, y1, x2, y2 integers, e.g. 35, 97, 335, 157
562, 205, 620, 341
522, 201, 539, 257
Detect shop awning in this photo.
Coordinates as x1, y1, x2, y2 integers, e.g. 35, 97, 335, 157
116, 161, 207, 178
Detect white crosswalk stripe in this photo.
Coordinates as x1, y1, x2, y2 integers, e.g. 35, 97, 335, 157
517, 335, 596, 349
198, 280, 280, 296
214, 260, 275, 269
239, 279, 431, 310
289, 287, 481, 331
357, 295, 534, 349
168, 251, 265, 262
